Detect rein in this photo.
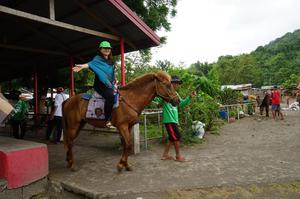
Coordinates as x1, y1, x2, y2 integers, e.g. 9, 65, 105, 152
119, 95, 140, 114
119, 77, 177, 114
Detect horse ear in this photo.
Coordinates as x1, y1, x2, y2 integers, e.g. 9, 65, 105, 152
154, 73, 161, 81
154, 72, 169, 82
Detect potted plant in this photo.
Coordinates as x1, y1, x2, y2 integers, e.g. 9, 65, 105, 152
229, 111, 236, 122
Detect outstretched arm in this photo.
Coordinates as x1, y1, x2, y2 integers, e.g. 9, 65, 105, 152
73, 63, 89, 72
179, 91, 197, 106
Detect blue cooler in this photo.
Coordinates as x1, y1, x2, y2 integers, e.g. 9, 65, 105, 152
219, 111, 228, 120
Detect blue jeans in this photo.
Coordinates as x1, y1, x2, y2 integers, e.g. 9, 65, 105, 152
272, 104, 280, 111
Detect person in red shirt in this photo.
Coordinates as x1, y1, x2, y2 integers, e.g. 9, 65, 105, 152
284, 92, 290, 107
271, 86, 284, 120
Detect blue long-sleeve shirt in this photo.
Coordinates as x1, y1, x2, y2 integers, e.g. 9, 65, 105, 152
88, 55, 115, 89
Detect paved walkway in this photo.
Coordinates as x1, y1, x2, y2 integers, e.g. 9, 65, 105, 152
45, 111, 300, 198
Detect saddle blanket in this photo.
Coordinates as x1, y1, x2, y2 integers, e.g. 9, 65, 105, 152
83, 92, 119, 120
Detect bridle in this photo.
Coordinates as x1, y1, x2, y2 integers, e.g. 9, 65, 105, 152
154, 79, 178, 103
120, 78, 178, 115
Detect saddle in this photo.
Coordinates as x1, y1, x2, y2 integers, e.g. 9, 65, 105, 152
82, 92, 119, 120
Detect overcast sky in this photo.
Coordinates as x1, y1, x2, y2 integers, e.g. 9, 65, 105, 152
151, 0, 300, 66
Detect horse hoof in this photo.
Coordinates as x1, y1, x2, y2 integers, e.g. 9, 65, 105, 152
125, 166, 133, 171
70, 165, 79, 172
67, 163, 72, 168
117, 164, 124, 172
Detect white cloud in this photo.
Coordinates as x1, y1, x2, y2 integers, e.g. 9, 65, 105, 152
151, 0, 300, 66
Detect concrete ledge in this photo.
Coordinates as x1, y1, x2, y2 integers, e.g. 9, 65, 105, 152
0, 177, 47, 199
0, 137, 48, 189
0, 178, 7, 192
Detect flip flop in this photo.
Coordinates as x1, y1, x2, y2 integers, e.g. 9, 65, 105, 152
175, 156, 186, 162
161, 156, 174, 160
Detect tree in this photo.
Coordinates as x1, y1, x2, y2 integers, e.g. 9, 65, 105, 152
189, 61, 212, 76
282, 74, 300, 89
155, 59, 174, 71
214, 54, 262, 86
123, 0, 177, 32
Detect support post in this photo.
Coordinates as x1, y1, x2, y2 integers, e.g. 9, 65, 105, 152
49, 0, 55, 20
144, 114, 147, 150
34, 70, 39, 124
70, 57, 74, 96
131, 124, 140, 154
227, 106, 229, 123
157, 111, 160, 127
120, 37, 125, 86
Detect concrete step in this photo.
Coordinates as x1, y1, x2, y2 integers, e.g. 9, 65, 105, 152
0, 178, 7, 192
0, 137, 48, 189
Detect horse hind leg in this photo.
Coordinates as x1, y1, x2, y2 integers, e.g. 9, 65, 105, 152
64, 127, 81, 171
65, 142, 73, 168
65, 136, 77, 171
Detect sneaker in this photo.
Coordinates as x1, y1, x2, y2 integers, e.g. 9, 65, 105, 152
106, 122, 116, 129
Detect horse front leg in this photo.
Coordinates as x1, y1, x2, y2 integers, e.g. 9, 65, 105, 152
117, 125, 132, 172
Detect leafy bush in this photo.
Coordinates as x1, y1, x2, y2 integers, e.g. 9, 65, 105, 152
181, 125, 203, 145
229, 111, 236, 118
181, 92, 220, 131
194, 76, 220, 97
218, 88, 242, 105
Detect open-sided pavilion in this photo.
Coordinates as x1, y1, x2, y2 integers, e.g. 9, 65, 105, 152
0, 0, 160, 114
0, 0, 160, 191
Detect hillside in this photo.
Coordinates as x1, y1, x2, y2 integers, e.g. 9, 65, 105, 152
212, 29, 300, 87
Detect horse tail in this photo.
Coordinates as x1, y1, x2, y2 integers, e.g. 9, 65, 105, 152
62, 99, 68, 150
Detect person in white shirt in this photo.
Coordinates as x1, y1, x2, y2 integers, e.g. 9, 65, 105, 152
50, 87, 67, 144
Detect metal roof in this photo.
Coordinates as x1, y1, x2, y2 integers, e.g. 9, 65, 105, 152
0, 0, 160, 81
221, 84, 252, 91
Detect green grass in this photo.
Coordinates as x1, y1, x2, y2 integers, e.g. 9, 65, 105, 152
140, 124, 164, 139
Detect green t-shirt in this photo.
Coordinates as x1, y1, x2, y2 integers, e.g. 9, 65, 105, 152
153, 95, 190, 124
11, 100, 28, 121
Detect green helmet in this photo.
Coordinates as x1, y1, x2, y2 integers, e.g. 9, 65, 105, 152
99, 41, 112, 48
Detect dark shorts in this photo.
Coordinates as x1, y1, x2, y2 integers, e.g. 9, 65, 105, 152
272, 104, 281, 111
165, 123, 181, 142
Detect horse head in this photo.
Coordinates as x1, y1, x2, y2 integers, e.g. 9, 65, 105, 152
154, 72, 180, 106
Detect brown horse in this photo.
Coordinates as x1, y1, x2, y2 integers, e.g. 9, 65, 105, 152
62, 71, 180, 171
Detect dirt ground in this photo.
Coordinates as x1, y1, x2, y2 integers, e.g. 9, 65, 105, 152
2, 104, 300, 198
39, 104, 300, 198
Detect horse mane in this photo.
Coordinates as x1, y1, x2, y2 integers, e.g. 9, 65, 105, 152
120, 71, 171, 91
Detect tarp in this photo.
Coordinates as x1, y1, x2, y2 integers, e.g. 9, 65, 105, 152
0, 95, 13, 124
